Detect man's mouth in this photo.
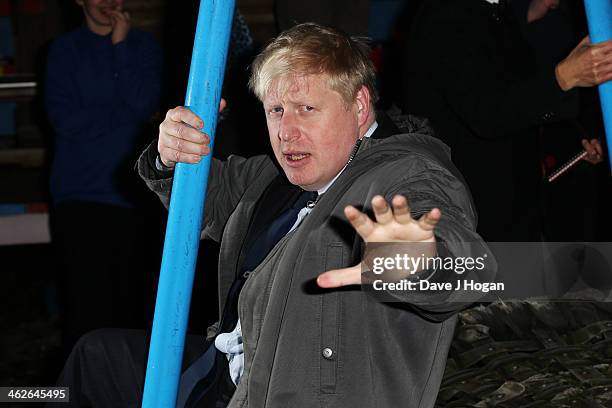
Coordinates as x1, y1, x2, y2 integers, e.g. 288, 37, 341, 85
285, 153, 310, 162
285, 153, 310, 161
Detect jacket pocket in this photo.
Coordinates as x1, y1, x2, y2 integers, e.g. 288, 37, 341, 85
320, 243, 344, 394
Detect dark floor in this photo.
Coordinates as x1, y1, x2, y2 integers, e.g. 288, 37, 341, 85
0, 244, 61, 387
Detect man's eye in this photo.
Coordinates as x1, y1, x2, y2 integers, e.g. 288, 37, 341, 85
268, 107, 283, 116
302, 105, 314, 112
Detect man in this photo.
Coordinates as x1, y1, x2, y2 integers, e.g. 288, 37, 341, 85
55, 23, 489, 407
45, 0, 161, 354
401, 0, 610, 241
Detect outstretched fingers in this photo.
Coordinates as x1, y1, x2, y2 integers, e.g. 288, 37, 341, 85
372, 195, 393, 224
391, 195, 412, 224
344, 205, 376, 238
418, 208, 442, 232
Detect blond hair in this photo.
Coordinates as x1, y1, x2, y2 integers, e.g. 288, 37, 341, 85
249, 23, 378, 107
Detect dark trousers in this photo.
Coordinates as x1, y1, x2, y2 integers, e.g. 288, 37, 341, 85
47, 328, 216, 408
50, 201, 155, 356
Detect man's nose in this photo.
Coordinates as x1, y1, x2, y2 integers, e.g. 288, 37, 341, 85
278, 112, 300, 142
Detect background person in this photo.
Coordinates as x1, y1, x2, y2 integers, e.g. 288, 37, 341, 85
401, 0, 612, 241
45, 0, 162, 355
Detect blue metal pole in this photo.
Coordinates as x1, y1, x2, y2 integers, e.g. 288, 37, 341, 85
584, 0, 612, 169
141, 1, 235, 407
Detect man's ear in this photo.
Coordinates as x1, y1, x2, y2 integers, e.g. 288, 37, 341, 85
355, 85, 371, 127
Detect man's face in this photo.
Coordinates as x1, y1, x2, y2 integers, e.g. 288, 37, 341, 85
264, 74, 361, 191
76, 0, 124, 27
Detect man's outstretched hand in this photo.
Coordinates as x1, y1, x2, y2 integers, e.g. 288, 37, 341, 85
316, 195, 441, 288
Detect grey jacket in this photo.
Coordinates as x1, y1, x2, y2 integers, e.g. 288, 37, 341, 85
138, 132, 492, 407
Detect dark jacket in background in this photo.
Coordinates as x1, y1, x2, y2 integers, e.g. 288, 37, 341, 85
401, 0, 579, 241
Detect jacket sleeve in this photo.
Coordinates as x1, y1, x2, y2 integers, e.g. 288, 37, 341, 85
137, 140, 273, 242
402, 1, 579, 139
368, 152, 496, 321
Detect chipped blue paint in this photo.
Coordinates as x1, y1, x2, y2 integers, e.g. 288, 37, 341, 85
142, 0, 235, 406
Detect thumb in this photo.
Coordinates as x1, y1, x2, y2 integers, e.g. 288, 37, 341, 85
317, 264, 362, 288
